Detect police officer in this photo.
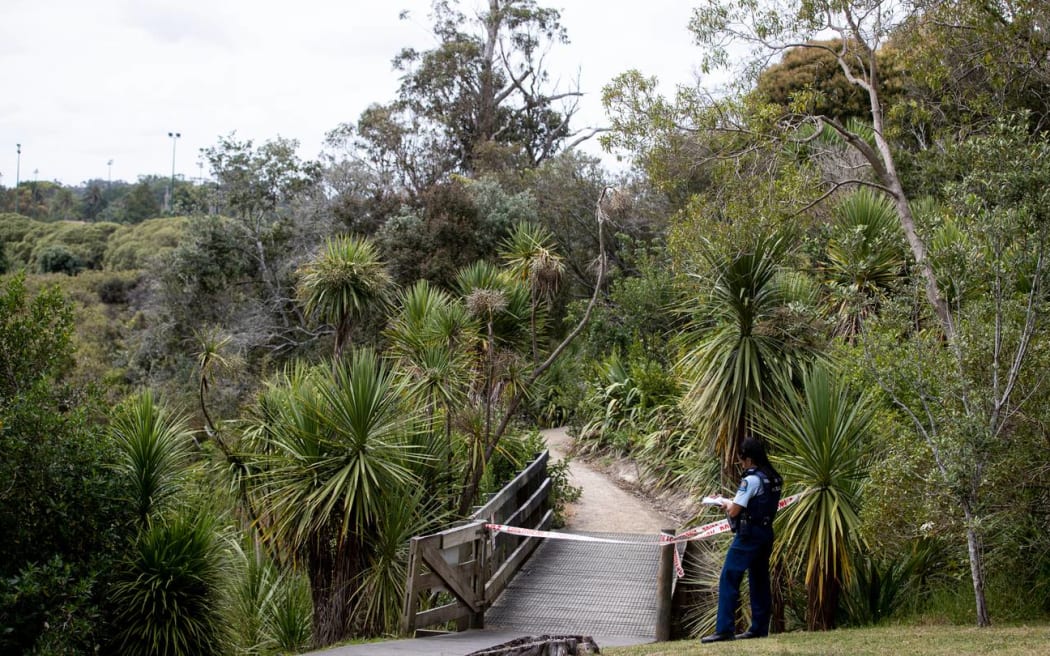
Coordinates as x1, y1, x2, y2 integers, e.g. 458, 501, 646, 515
701, 437, 783, 643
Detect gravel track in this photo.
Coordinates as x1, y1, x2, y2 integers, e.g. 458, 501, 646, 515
542, 427, 678, 534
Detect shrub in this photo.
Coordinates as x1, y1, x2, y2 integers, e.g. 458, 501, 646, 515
111, 514, 228, 656
37, 244, 83, 275
0, 556, 110, 655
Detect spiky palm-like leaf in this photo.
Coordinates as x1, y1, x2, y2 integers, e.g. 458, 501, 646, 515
227, 542, 313, 653
297, 235, 391, 358
111, 391, 192, 525
354, 488, 445, 635
841, 539, 944, 626
501, 221, 565, 305
678, 236, 819, 475
385, 280, 454, 358
245, 351, 426, 644
500, 222, 564, 363
759, 364, 872, 630
227, 543, 281, 654
265, 571, 312, 653
256, 351, 421, 545
112, 513, 228, 656
454, 260, 534, 348
824, 188, 905, 339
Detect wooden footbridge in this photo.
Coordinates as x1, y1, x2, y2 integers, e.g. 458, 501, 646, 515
316, 450, 679, 655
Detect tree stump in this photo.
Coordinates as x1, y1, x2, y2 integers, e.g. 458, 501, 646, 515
465, 634, 600, 655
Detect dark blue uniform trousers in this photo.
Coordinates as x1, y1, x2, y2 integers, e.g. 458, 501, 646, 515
715, 527, 773, 636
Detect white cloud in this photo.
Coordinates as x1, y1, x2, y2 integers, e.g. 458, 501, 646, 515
0, 0, 707, 186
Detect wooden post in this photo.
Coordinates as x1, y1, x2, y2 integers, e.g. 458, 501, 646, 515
401, 537, 422, 636
471, 531, 487, 629
655, 529, 674, 641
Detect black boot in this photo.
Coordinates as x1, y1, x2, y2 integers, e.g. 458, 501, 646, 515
734, 630, 765, 639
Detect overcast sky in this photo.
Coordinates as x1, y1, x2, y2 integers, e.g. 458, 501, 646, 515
1, 0, 713, 187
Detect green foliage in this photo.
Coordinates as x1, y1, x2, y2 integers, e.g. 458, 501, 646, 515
888, 0, 1050, 143
0, 556, 102, 655
297, 234, 391, 358
760, 364, 874, 630
265, 574, 312, 653
500, 220, 565, 362
573, 240, 682, 363
677, 234, 824, 474
0, 214, 186, 278
754, 40, 902, 123
822, 188, 907, 339
352, 486, 443, 636
526, 345, 585, 427
523, 151, 629, 296
119, 181, 163, 223
668, 153, 822, 268
3, 220, 119, 273
376, 179, 524, 287
841, 540, 945, 626
390, 0, 574, 173
0, 273, 74, 396
103, 217, 188, 270
226, 544, 312, 654
150, 214, 258, 347
243, 351, 427, 644
112, 513, 229, 656
577, 348, 681, 456
111, 391, 194, 525
0, 212, 39, 251
0, 274, 134, 653
500, 221, 564, 301
36, 243, 83, 275
455, 259, 535, 349
202, 133, 321, 221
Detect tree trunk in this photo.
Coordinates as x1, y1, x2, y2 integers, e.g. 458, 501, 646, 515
770, 559, 786, 633
308, 528, 361, 647
807, 572, 840, 631
964, 511, 991, 626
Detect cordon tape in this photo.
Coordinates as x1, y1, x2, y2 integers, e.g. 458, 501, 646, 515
484, 492, 804, 579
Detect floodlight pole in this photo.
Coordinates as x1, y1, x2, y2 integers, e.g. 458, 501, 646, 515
14, 143, 21, 214
168, 131, 181, 212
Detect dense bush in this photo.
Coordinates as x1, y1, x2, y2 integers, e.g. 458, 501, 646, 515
103, 216, 188, 270
0, 274, 135, 653
36, 243, 83, 274
111, 514, 229, 656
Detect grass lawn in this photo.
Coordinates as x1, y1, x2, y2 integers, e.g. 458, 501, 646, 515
603, 624, 1050, 656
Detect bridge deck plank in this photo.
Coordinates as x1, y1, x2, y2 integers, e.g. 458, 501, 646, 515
483, 531, 662, 640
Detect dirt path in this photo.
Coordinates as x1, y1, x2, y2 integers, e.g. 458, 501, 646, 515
542, 427, 679, 534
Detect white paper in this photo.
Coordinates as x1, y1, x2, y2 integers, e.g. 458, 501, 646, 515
702, 496, 725, 507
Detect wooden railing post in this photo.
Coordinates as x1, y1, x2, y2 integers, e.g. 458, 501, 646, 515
402, 451, 553, 635
655, 529, 674, 641
471, 530, 487, 629
401, 536, 423, 636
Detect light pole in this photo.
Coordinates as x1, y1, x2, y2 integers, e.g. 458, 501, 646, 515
107, 159, 113, 187
14, 143, 20, 214
167, 131, 181, 212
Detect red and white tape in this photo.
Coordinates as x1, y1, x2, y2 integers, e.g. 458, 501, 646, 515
484, 523, 661, 546
660, 532, 686, 578
484, 492, 804, 549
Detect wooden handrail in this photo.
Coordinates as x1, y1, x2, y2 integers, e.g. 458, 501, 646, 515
401, 450, 552, 636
